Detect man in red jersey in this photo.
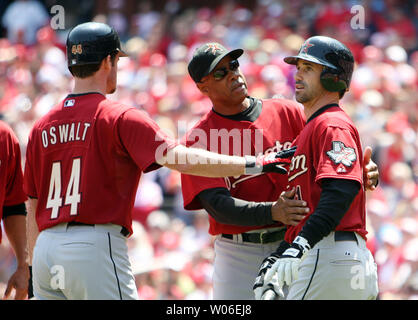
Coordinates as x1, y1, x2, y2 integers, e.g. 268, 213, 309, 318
23, 23, 292, 300
254, 36, 379, 300
182, 42, 379, 300
0, 120, 29, 300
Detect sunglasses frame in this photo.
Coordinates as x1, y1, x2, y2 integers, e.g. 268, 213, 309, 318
212, 59, 240, 80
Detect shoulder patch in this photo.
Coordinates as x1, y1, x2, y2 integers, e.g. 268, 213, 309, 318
326, 141, 356, 167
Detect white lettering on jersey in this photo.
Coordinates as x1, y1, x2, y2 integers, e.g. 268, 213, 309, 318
288, 154, 308, 182
41, 122, 91, 148
59, 124, 69, 143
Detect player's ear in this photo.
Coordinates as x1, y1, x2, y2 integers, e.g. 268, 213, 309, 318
196, 82, 209, 96
101, 55, 112, 71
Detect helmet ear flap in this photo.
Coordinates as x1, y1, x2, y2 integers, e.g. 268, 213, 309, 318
320, 66, 347, 93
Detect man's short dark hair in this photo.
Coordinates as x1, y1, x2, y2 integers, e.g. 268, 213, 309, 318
69, 51, 118, 78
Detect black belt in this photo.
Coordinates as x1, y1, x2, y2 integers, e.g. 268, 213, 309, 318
67, 221, 130, 237
221, 229, 285, 244
334, 231, 357, 243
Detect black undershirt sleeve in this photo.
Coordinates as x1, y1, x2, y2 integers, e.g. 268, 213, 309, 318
197, 187, 275, 227
2, 203, 27, 218
298, 178, 361, 248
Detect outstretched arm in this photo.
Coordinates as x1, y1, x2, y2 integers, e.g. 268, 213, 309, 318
157, 145, 295, 178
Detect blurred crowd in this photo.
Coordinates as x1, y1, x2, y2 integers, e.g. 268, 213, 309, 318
0, 0, 417, 300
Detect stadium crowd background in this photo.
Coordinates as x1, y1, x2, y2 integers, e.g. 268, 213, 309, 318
0, 0, 416, 300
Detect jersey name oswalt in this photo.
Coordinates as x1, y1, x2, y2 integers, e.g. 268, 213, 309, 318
41, 121, 91, 148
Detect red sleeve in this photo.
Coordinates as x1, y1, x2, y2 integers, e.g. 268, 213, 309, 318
181, 173, 227, 210
4, 126, 27, 206
23, 131, 37, 199
314, 125, 363, 185
117, 109, 178, 172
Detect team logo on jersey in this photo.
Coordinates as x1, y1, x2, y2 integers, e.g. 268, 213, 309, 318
326, 141, 357, 169
64, 99, 75, 107
288, 154, 308, 182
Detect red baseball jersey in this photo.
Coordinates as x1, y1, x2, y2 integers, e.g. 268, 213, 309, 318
181, 99, 305, 235
285, 105, 367, 243
23, 93, 176, 235
0, 121, 27, 243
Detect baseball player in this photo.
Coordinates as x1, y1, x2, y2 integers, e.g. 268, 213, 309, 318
0, 120, 29, 300
23, 22, 292, 300
253, 36, 379, 300
181, 42, 379, 300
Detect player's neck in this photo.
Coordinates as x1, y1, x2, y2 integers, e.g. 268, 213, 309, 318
212, 96, 251, 116
302, 93, 339, 120
72, 75, 107, 96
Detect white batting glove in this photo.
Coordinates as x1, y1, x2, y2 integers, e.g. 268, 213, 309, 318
264, 236, 311, 288
253, 241, 291, 300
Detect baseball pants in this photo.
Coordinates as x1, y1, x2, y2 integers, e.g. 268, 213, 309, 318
213, 228, 283, 300
286, 231, 378, 300
32, 223, 138, 300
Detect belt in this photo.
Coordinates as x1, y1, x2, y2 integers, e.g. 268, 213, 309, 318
67, 221, 130, 237
221, 229, 285, 244
334, 231, 357, 243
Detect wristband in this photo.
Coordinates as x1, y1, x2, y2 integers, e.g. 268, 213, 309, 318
293, 236, 311, 254
244, 155, 262, 174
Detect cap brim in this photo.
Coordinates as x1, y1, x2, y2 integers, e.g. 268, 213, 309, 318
117, 48, 129, 57
283, 56, 298, 65
284, 54, 337, 70
207, 48, 244, 74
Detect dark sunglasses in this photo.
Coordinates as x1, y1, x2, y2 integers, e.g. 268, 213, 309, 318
212, 60, 240, 80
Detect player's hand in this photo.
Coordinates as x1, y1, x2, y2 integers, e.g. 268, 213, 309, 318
264, 236, 311, 289
272, 187, 309, 226
3, 265, 29, 300
253, 241, 290, 300
260, 146, 297, 174
363, 146, 379, 191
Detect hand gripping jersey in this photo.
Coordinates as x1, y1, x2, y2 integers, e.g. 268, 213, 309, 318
24, 93, 175, 236
181, 99, 305, 235
285, 105, 367, 243
0, 121, 27, 243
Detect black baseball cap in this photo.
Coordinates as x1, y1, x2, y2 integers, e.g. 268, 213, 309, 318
188, 42, 244, 83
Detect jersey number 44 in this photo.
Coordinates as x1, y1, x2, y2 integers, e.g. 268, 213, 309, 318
47, 158, 81, 219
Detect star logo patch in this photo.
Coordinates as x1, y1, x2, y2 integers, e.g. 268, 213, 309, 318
205, 43, 222, 55
301, 40, 314, 54
326, 141, 357, 168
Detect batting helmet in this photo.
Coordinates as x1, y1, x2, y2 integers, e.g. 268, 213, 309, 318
284, 36, 354, 95
66, 22, 127, 67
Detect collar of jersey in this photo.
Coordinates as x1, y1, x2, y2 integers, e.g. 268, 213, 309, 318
66, 92, 105, 98
306, 103, 339, 124
212, 96, 261, 122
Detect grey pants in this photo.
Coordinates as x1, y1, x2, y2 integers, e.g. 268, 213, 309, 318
213, 228, 284, 300
286, 231, 379, 300
32, 223, 138, 300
